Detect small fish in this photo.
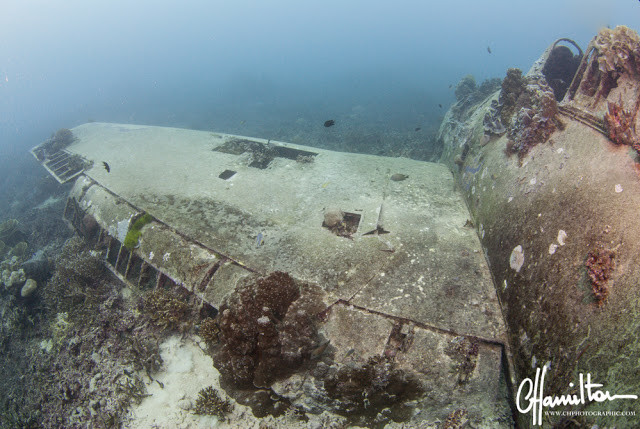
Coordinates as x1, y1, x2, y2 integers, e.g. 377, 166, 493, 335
255, 233, 264, 248
414, 127, 421, 131
310, 340, 330, 359
487, 46, 492, 54
240, 120, 246, 125
448, 84, 452, 89
324, 119, 335, 127
390, 173, 408, 181
102, 161, 110, 173
438, 104, 443, 108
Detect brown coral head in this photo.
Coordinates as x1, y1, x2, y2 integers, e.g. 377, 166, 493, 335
215, 272, 323, 390
585, 247, 615, 306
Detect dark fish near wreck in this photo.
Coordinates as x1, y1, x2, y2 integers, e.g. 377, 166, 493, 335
439, 104, 443, 108
102, 161, 110, 173
414, 127, 421, 131
324, 120, 335, 127
487, 46, 492, 54
390, 173, 408, 182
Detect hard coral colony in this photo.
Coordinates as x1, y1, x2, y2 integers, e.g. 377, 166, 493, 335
585, 247, 615, 306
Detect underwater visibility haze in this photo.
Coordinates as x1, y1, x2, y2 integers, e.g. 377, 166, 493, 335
1, 1, 640, 428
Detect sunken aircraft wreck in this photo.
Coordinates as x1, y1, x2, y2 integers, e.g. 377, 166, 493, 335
31, 26, 640, 428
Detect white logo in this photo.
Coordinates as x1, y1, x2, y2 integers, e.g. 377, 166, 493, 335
517, 366, 638, 426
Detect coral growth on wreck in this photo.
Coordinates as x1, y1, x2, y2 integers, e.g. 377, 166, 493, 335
594, 26, 640, 75
34, 128, 76, 160
214, 271, 325, 388
604, 99, 640, 154
499, 68, 527, 126
580, 26, 640, 101
453, 75, 502, 118
0, 218, 25, 247
321, 355, 423, 424
193, 386, 234, 419
445, 336, 480, 385
483, 99, 506, 136
0, 237, 164, 427
585, 247, 615, 306
498, 68, 562, 160
443, 408, 470, 429
142, 287, 191, 331
455, 75, 477, 101
41, 236, 107, 318
198, 317, 220, 346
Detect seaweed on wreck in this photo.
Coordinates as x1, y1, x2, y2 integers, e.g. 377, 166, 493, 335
123, 213, 153, 250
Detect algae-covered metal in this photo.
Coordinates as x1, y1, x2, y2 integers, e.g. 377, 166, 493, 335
439, 26, 640, 427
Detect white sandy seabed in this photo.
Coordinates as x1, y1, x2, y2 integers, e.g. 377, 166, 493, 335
127, 335, 344, 429
127, 335, 261, 428
127, 335, 420, 429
